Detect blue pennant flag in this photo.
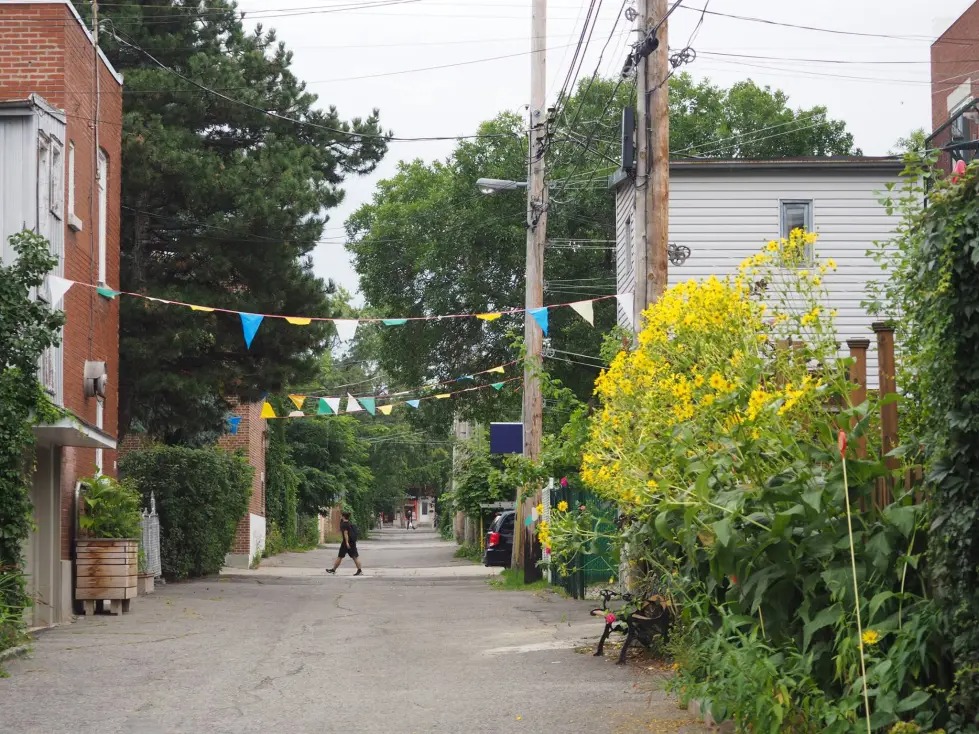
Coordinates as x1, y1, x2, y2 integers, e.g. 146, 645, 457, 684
528, 306, 549, 336
226, 416, 242, 435
406, 399, 420, 409
240, 312, 264, 349
360, 397, 377, 416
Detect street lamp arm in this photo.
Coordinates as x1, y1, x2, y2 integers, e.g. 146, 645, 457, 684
475, 177, 528, 194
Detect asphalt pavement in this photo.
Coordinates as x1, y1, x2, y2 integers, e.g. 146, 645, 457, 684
0, 527, 705, 733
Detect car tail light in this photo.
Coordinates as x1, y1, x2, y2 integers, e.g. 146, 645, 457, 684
488, 531, 501, 547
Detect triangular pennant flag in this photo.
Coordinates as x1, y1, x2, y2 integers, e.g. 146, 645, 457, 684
317, 398, 333, 415
570, 299, 594, 326
96, 286, 119, 299
378, 404, 394, 416
333, 319, 359, 343
528, 306, 549, 336
346, 393, 364, 413
226, 416, 241, 435
477, 312, 502, 321
382, 318, 407, 326
288, 410, 304, 418
359, 397, 376, 416
260, 401, 276, 419
406, 399, 420, 409
435, 393, 451, 400
491, 382, 504, 390
488, 366, 506, 374
46, 274, 73, 306
240, 313, 264, 349
289, 395, 306, 410
459, 375, 474, 381
616, 293, 635, 329
286, 316, 311, 326
190, 304, 214, 312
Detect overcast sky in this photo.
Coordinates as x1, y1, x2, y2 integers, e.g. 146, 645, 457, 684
235, 0, 976, 303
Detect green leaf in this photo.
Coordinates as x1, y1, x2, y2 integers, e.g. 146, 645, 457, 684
882, 503, 916, 538
712, 516, 733, 547
895, 689, 930, 713
654, 511, 671, 540
802, 603, 842, 651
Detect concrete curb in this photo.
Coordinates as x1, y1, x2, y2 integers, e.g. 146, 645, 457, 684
0, 644, 31, 665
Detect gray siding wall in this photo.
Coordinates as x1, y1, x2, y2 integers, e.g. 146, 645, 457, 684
615, 182, 637, 327
614, 169, 905, 389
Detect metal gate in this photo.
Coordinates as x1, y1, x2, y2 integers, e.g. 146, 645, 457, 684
548, 483, 618, 599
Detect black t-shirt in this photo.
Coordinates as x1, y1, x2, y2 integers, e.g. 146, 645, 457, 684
341, 520, 358, 545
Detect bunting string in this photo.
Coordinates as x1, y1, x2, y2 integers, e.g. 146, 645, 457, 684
45, 274, 625, 349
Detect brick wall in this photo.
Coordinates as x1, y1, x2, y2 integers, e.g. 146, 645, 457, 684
931, 3, 979, 131
218, 399, 267, 555
0, 2, 124, 562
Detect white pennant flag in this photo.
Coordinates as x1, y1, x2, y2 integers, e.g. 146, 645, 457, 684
46, 274, 73, 307
324, 397, 341, 415
346, 393, 364, 413
569, 299, 594, 326
333, 319, 359, 344
616, 292, 635, 329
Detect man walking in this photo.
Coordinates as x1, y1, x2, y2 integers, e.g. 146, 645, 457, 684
405, 508, 414, 530
326, 512, 363, 576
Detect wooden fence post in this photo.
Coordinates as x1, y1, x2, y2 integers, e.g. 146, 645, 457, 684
847, 338, 870, 461
873, 322, 899, 507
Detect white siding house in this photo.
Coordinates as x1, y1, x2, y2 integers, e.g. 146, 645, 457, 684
612, 157, 906, 388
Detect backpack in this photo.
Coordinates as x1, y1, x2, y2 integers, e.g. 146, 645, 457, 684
347, 523, 358, 543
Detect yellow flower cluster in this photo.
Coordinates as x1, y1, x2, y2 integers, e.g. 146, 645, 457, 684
557, 500, 569, 512
537, 520, 551, 549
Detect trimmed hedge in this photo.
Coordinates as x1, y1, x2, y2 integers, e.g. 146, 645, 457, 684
120, 446, 252, 579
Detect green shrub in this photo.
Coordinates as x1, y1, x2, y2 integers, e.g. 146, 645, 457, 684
296, 514, 319, 548
263, 521, 285, 558
120, 446, 251, 579
78, 475, 142, 539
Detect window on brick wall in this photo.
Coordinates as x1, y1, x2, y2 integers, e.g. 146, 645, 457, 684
67, 141, 83, 231
97, 149, 108, 285
49, 138, 63, 220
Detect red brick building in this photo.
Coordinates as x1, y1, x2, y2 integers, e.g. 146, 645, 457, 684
218, 400, 268, 567
930, 2, 979, 170
0, 1, 122, 628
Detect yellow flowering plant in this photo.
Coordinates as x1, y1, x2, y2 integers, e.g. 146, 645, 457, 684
561, 235, 944, 730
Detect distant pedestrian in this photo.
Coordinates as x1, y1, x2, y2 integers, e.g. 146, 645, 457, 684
326, 512, 363, 576
405, 508, 414, 530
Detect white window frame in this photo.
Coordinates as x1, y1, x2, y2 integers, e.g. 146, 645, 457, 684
624, 214, 634, 275
779, 199, 814, 261
97, 149, 108, 285
49, 138, 63, 220
95, 401, 104, 475
67, 141, 83, 231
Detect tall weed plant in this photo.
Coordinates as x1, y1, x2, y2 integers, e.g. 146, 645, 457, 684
547, 233, 949, 731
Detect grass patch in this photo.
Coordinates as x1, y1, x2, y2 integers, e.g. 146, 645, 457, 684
489, 568, 552, 591
453, 543, 482, 563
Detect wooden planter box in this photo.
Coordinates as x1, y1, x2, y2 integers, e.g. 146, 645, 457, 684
76, 538, 138, 616
137, 573, 155, 595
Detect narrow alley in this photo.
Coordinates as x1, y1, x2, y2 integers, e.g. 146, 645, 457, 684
0, 529, 702, 734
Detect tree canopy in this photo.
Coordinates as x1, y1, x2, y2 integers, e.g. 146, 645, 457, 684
347, 75, 856, 414
80, 0, 388, 444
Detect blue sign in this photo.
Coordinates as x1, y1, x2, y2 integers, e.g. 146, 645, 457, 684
226, 416, 242, 435
490, 422, 523, 455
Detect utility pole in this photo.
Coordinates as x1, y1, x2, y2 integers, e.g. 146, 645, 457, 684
633, 0, 670, 330
513, 0, 547, 574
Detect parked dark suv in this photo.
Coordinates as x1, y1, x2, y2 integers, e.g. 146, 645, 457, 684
483, 510, 515, 567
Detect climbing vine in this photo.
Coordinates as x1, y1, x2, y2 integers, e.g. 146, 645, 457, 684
0, 230, 64, 649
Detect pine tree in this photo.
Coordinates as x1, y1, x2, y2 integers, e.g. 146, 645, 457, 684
80, 1, 388, 444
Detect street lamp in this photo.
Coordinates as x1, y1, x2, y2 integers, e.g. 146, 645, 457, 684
476, 177, 528, 195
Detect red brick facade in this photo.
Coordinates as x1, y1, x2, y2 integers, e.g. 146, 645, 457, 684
931, 3, 979, 172
217, 399, 267, 555
0, 2, 123, 562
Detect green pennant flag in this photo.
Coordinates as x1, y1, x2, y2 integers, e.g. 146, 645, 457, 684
96, 286, 120, 299
382, 318, 408, 326
491, 382, 504, 391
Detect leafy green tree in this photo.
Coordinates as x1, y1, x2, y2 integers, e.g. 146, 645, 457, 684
347, 76, 855, 414
77, 0, 388, 444
0, 231, 65, 646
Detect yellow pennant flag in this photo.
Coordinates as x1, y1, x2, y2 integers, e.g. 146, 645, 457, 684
378, 404, 394, 416
288, 395, 306, 410
260, 401, 276, 419
190, 305, 215, 312
435, 393, 451, 400
477, 312, 502, 322
285, 316, 312, 326
488, 366, 506, 374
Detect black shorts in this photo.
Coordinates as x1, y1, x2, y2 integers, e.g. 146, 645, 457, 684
338, 543, 359, 559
